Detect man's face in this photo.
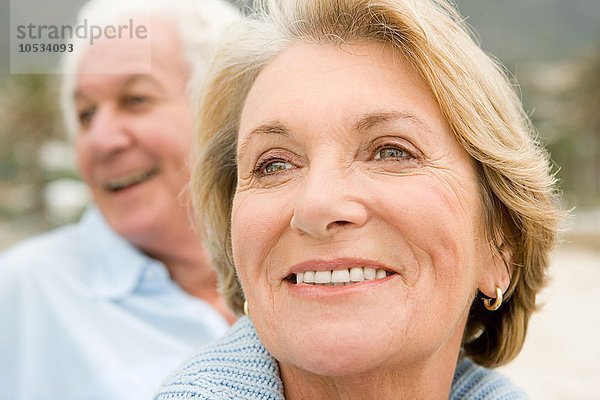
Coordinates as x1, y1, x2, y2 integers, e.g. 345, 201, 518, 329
74, 20, 194, 248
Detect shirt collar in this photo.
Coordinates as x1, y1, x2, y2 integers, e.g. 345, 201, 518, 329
80, 207, 164, 300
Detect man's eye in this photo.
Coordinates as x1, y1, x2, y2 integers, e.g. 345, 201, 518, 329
374, 147, 411, 160
78, 107, 95, 128
122, 95, 151, 109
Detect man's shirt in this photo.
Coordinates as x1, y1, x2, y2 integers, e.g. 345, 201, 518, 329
0, 207, 229, 400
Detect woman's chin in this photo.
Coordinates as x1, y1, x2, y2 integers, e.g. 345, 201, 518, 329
282, 350, 370, 378
273, 326, 400, 378
283, 343, 402, 379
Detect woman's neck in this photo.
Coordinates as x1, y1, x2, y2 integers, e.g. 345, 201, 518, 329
280, 340, 461, 400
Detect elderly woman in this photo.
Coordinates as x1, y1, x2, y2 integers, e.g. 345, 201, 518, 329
156, 0, 561, 398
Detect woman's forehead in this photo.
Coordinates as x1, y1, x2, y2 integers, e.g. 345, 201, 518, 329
238, 42, 452, 152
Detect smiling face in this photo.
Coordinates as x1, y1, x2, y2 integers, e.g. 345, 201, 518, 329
74, 20, 193, 249
233, 42, 503, 379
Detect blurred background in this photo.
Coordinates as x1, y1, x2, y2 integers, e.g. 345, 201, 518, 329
0, 0, 599, 398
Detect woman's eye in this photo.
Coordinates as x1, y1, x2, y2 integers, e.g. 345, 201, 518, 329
374, 147, 411, 160
256, 159, 294, 175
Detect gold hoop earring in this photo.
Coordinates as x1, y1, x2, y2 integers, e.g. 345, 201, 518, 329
483, 286, 503, 311
243, 300, 249, 316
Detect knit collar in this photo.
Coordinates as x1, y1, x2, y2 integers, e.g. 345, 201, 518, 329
158, 317, 527, 399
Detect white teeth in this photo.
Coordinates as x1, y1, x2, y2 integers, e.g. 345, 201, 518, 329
349, 267, 364, 282
364, 267, 376, 280
294, 267, 393, 285
104, 167, 159, 191
331, 269, 350, 283
303, 270, 315, 283
314, 270, 332, 284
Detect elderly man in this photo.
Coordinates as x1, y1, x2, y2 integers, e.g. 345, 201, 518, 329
0, 0, 238, 398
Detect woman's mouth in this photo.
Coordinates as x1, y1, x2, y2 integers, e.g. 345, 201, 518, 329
288, 267, 395, 286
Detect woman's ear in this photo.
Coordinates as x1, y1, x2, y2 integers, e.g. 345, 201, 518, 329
478, 242, 512, 298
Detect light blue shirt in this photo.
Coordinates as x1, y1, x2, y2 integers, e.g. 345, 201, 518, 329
0, 208, 230, 400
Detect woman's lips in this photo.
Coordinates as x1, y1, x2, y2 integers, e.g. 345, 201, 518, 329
294, 267, 393, 285
285, 259, 397, 287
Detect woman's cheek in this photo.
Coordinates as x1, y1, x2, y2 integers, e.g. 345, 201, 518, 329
231, 196, 256, 283
231, 191, 290, 282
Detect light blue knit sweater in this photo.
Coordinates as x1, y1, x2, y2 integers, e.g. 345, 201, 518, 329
155, 317, 527, 399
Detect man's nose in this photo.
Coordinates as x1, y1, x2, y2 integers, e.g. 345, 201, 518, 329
86, 106, 133, 158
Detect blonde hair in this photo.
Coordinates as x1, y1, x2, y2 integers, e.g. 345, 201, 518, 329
192, 0, 562, 368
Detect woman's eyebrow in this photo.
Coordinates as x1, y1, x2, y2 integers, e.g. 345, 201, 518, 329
237, 111, 433, 158
354, 111, 433, 134
238, 120, 289, 158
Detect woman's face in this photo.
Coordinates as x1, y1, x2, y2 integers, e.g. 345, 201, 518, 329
233, 42, 500, 377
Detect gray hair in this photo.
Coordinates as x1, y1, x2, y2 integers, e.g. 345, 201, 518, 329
60, 0, 239, 138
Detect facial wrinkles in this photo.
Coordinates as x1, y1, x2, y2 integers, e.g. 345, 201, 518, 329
291, 118, 357, 170
360, 182, 430, 287
309, 142, 358, 186
359, 220, 422, 288
360, 164, 471, 285
233, 130, 298, 292
230, 45, 498, 390
237, 123, 434, 280
281, 174, 418, 287
238, 125, 364, 196
236, 145, 375, 299
424, 175, 473, 247
232, 190, 290, 286
416, 175, 480, 297
430, 153, 482, 252
236, 148, 475, 305
410, 140, 481, 252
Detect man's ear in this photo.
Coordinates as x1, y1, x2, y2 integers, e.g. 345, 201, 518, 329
478, 242, 512, 298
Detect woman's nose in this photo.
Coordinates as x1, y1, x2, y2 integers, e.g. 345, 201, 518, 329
290, 168, 369, 240
86, 107, 133, 158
